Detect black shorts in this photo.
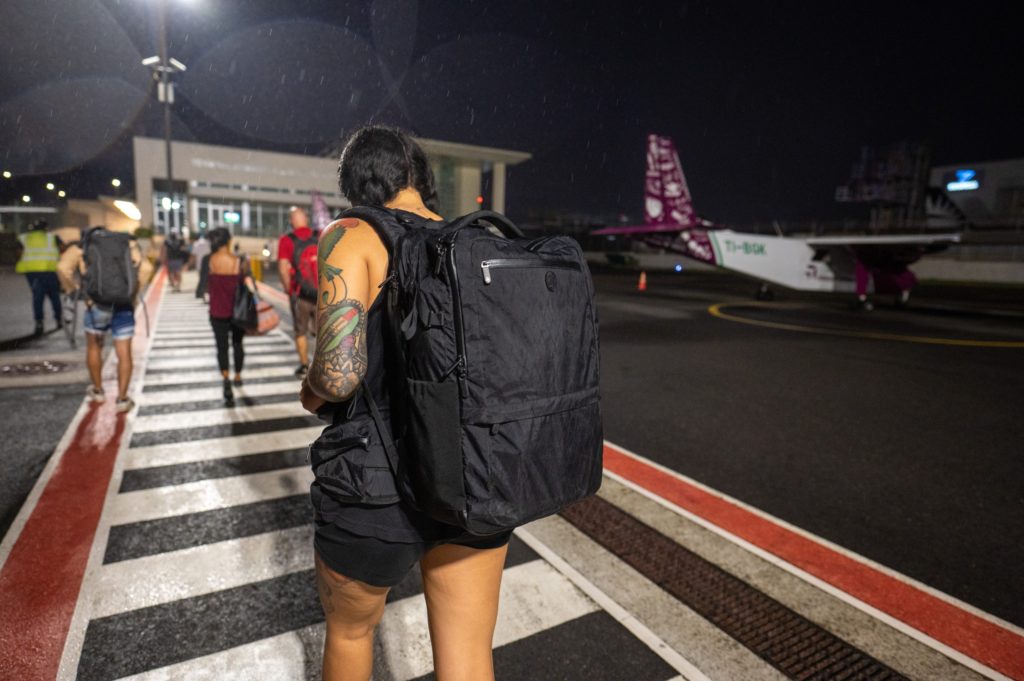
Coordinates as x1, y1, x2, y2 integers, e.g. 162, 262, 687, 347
314, 523, 513, 588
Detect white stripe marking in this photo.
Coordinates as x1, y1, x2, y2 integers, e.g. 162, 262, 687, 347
110, 624, 324, 681
142, 365, 298, 386
107, 467, 312, 525
133, 402, 309, 433
139, 381, 299, 406
378, 558, 600, 680
88, 526, 312, 618
125, 426, 320, 469
145, 354, 289, 370
515, 525, 711, 681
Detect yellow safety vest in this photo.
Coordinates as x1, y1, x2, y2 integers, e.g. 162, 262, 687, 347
16, 231, 59, 273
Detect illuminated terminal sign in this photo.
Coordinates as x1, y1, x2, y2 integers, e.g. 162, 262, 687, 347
947, 169, 980, 192
223, 211, 241, 224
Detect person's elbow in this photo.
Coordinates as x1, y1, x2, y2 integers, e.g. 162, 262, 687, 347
307, 365, 365, 403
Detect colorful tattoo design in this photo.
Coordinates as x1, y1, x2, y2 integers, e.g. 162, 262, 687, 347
308, 218, 368, 400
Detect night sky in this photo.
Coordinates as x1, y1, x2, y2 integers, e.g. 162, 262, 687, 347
1, 0, 1020, 225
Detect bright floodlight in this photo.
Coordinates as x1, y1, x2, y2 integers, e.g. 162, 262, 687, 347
22, 195, 30, 203
2, 171, 10, 179
169, 57, 187, 72
142, 56, 160, 66
111, 178, 121, 187
161, 196, 172, 210
58, 190, 66, 198
46, 182, 55, 190
114, 199, 142, 221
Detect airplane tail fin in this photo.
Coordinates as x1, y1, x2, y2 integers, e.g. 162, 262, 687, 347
644, 134, 699, 227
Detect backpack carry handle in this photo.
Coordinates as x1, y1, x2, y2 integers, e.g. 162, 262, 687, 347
445, 211, 524, 239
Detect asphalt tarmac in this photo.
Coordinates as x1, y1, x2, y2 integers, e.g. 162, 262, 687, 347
593, 267, 1024, 627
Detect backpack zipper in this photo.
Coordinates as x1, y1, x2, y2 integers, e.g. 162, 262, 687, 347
315, 436, 370, 465
480, 257, 581, 285
444, 232, 470, 398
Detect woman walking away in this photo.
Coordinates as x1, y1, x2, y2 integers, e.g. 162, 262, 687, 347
206, 228, 254, 402
299, 126, 511, 681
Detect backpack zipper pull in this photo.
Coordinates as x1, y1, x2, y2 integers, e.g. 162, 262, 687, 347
433, 242, 446, 277
481, 261, 492, 285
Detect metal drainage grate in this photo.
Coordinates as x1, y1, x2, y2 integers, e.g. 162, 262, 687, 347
0, 360, 71, 376
560, 496, 908, 680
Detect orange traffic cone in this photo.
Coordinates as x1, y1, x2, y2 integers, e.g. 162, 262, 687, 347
637, 271, 647, 292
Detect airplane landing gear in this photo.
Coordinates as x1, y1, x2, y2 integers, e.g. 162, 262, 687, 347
755, 283, 774, 301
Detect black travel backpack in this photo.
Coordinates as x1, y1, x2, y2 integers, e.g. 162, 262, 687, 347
334, 207, 603, 535
83, 228, 138, 307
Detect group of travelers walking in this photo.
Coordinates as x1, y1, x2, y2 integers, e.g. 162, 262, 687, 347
12, 125, 600, 681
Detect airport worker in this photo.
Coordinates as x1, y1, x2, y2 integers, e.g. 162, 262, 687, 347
15, 219, 63, 337
299, 126, 510, 681
277, 206, 318, 378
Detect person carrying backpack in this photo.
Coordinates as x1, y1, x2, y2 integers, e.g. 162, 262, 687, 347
299, 126, 602, 681
277, 206, 318, 378
161, 230, 189, 292
74, 226, 153, 412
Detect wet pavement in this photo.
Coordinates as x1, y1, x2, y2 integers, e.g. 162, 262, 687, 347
0, 268, 1021, 680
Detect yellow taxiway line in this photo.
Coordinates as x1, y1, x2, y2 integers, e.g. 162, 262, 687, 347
707, 302, 1024, 349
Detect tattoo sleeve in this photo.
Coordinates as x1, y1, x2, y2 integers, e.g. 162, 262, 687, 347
307, 219, 367, 401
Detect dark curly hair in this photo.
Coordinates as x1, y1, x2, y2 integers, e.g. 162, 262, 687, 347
209, 227, 232, 252
337, 126, 439, 212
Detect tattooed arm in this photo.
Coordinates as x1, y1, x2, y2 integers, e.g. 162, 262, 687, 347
303, 218, 370, 404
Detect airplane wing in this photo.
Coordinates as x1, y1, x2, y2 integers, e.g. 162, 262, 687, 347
592, 223, 692, 236
804, 233, 961, 246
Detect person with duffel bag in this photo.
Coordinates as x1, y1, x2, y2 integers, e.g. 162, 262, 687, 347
299, 126, 602, 681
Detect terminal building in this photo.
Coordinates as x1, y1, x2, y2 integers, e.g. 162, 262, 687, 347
132, 136, 531, 243
930, 157, 1024, 229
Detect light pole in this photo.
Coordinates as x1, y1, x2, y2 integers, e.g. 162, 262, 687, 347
142, 0, 186, 235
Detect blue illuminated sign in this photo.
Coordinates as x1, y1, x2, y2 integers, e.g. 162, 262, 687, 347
223, 211, 240, 224
947, 169, 979, 192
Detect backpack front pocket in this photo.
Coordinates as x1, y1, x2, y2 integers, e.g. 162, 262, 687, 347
403, 377, 466, 519
310, 424, 399, 505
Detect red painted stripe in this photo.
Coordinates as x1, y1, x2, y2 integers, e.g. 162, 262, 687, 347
0, 270, 166, 681
602, 442, 1024, 679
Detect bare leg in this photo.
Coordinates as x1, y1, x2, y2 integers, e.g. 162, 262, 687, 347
86, 333, 104, 390
316, 553, 389, 681
113, 338, 133, 400
420, 542, 509, 681
296, 334, 308, 366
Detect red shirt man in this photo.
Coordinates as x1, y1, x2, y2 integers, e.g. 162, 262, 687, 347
277, 207, 317, 377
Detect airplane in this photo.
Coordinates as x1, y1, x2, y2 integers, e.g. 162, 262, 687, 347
593, 135, 962, 309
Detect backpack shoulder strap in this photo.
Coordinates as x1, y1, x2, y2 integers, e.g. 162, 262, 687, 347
342, 206, 410, 255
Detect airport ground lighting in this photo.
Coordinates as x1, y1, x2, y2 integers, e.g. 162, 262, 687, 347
142, 0, 188, 234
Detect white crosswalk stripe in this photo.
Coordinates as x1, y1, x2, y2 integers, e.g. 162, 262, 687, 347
133, 402, 309, 433
142, 364, 298, 386
88, 527, 312, 619
124, 427, 321, 469
107, 467, 312, 524
145, 354, 290, 370
139, 380, 298, 406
